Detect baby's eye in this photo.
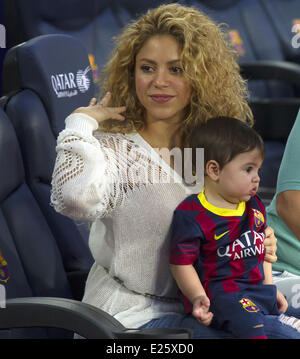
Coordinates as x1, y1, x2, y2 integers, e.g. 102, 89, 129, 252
245, 166, 253, 173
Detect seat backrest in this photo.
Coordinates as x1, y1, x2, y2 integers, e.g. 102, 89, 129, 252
260, 0, 300, 64
120, 0, 176, 18
0, 0, 7, 97
0, 108, 74, 338
190, 0, 284, 62
6, 0, 132, 85
189, 0, 296, 99
1, 34, 94, 275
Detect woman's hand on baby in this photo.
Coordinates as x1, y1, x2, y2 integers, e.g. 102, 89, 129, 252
72, 92, 126, 124
192, 295, 214, 326
264, 226, 277, 263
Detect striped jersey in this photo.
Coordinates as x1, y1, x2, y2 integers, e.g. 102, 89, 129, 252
169, 190, 267, 309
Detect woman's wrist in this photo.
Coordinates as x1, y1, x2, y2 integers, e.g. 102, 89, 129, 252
65, 112, 99, 134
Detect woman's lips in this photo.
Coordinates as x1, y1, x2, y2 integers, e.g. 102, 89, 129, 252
150, 95, 174, 104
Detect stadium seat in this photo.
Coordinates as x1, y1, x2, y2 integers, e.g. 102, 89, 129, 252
0, 107, 78, 338
188, 0, 294, 96
260, 0, 300, 64
0, 34, 94, 279
0, 0, 7, 97
3, 0, 132, 87
120, 0, 182, 18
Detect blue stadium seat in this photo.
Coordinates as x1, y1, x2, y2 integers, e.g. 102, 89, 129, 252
189, 0, 284, 62
0, 107, 75, 338
1, 34, 94, 280
260, 0, 300, 64
120, 0, 184, 18
0, 0, 7, 97
3, 0, 132, 87
188, 0, 294, 97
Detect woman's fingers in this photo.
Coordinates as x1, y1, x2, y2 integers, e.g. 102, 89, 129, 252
104, 106, 127, 121
77, 93, 126, 123
264, 226, 277, 263
92, 92, 126, 121
100, 92, 112, 107
89, 92, 111, 107
89, 97, 97, 106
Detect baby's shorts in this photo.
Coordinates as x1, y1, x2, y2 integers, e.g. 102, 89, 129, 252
210, 286, 279, 339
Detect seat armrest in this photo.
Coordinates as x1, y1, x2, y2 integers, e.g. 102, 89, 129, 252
240, 60, 300, 86
0, 297, 124, 339
0, 297, 193, 339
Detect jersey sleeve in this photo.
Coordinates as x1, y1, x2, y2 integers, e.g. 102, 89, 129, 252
169, 209, 203, 265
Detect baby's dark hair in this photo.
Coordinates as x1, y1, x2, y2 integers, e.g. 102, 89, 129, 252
190, 117, 265, 170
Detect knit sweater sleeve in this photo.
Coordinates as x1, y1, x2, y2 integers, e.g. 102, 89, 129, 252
50, 112, 123, 221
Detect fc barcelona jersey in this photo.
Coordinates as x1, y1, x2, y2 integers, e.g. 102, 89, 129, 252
169, 190, 267, 303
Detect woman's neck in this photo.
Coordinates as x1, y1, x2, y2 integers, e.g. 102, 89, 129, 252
138, 121, 181, 150
138, 121, 182, 171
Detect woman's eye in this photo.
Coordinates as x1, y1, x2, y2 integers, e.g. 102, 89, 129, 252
141, 65, 153, 72
170, 66, 183, 73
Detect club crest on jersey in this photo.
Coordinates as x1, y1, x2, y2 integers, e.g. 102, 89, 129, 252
252, 209, 264, 228
0, 250, 9, 283
239, 298, 260, 312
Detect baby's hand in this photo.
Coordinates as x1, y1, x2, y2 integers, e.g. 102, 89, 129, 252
192, 295, 214, 326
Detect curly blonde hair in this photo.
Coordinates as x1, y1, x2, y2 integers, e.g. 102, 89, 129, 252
99, 3, 253, 145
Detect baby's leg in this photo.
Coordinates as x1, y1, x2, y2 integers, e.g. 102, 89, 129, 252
212, 295, 267, 339
225, 310, 267, 339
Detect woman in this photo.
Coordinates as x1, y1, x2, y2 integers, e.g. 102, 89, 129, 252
51, 4, 279, 338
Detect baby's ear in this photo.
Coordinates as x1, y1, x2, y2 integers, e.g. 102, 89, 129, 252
205, 160, 221, 181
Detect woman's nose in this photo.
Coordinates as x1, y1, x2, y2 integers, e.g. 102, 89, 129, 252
153, 69, 169, 87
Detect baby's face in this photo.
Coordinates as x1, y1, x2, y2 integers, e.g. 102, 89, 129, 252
217, 148, 263, 204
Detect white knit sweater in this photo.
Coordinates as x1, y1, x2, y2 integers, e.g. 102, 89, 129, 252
51, 112, 203, 328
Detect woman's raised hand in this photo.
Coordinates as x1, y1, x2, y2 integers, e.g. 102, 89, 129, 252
72, 92, 126, 124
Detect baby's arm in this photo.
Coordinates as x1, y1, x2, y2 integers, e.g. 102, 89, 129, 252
170, 264, 213, 326
263, 261, 273, 285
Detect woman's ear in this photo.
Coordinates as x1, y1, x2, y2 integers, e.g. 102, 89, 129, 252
206, 160, 221, 181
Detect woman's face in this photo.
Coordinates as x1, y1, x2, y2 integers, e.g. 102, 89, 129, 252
135, 35, 191, 126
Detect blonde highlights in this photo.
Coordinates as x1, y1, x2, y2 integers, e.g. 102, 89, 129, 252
98, 3, 253, 142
